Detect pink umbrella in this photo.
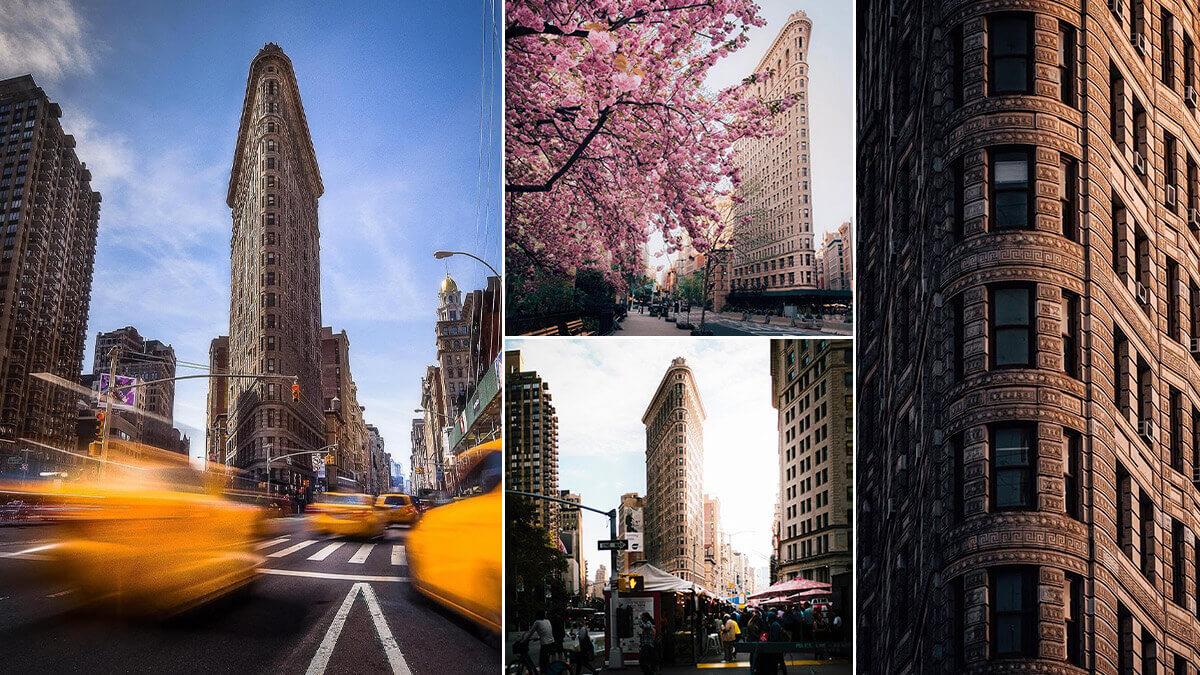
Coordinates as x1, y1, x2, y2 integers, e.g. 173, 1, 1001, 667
747, 577, 832, 601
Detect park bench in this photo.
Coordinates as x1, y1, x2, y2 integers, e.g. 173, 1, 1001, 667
526, 325, 559, 336
565, 319, 595, 336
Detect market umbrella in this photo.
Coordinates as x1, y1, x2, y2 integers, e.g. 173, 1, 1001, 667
746, 577, 831, 601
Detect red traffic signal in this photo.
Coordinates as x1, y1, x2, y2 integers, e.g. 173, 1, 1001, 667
291, 383, 300, 403
93, 410, 105, 440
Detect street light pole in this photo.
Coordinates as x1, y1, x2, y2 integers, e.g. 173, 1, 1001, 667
433, 250, 500, 278
506, 489, 624, 670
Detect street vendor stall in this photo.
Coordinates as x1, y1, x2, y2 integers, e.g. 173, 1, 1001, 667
602, 563, 734, 667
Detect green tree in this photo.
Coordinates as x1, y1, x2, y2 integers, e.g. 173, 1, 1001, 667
506, 494, 568, 630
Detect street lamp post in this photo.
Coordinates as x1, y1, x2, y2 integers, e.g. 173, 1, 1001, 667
507, 489, 624, 670
433, 250, 500, 278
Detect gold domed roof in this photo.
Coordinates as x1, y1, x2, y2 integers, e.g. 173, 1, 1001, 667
440, 275, 458, 293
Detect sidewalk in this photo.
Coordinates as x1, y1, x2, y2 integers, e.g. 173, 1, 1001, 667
617, 311, 694, 336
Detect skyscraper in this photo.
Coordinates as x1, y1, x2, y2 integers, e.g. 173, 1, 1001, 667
206, 336, 229, 465
729, 11, 817, 299
770, 339, 853, 586
221, 43, 324, 494
856, 1, 1184, 671
505, 349, 559, 531
92, 326, 178, 450
0, 76, 101, 474
436, 274, 470, 417
642, 357, 706, 587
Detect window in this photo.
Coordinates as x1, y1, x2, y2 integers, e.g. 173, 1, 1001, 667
1143, 628, 1157, 675
1059, 22, 1077, 106
1170, 388, 1184, 473
1066, 572, 1084, 667
1062, 290, 1080, 378
1065, 428, 1082, 520
1168, 259, 1182, 342
992, 424, 1034, 510
1117, 462, 1132, 557
1166, 133, 1179, 210
991, 567, 1036, 658
989, 15, 1032, 94
1163, 10, 1176, 89
1118, 605, 1132, 674
1141, 492, 1155, 581
1187, 33, 1196, 94
1173, 519, 1186, 606
1060, 155, 1078, 240
1112, 194, 1128, 276
990, 285, 1033, 368
991, 149, 1032, 229
1111, 64, 1126, 149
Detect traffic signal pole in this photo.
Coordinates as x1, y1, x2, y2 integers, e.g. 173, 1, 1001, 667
506, 489, 624, 670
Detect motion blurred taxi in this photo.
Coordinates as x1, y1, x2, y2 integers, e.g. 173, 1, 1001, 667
374, 493, 419, 526
309, 492, 385, 538
26, 459, 263, 615
406, 439, 501, 632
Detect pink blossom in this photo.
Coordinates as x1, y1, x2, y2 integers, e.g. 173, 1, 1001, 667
587, 30, 617, 55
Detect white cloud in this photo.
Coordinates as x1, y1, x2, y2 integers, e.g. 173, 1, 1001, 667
0, 0, 94, 82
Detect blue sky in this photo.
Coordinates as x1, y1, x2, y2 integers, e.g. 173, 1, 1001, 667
0, 0, 502, 471
506, 338, 779, 592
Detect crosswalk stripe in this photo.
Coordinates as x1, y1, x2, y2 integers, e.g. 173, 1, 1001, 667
348, 543, 374, 564
255, 537, 289, 551
269, 540, 316, 558
308, 542, 345, 561
391, 545, 406, 566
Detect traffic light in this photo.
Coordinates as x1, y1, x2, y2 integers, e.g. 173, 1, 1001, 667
93, 411, 105, 441
324, 453, 335, 465
618, 574, 644, 593
291, 382, 300, 403
87, 442, 101, 458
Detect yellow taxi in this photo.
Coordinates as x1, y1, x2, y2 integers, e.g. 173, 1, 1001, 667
374, 493, 419, 526
406, 439, 501, 633
27, 463, 263, 615
309, 492, 385, 539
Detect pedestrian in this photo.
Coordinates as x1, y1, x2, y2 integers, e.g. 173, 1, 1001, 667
721, 613, 741, 662
832, 613, 843, 643
550, 612, 567, 663
519, 610, 556, 674
568, 620, 599, 675
802, 602, 815, 644
760, 611, 788, 675
638, 612, 658, 675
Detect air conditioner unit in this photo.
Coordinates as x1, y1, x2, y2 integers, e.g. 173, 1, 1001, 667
897, 455, 907, 471
1137, 281, 1149, 303
1190, 208, 1200, 229
1139, 419, 1153, 439
1191, 337, 1200, 353
1132, 33, 1149, 55
1187, 86, 1200, 109
1110, 0, 1125, 16
1166, 185, 1178, 207
888, 498, 896, 514
1133, 151, 1148, 175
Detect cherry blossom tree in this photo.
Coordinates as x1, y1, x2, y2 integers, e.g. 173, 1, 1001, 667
506, 0, 788, 295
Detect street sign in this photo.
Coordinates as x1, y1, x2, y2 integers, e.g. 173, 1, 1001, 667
311, 454, 322, 472
598, 539, 629, 551
626, 532, 643, 552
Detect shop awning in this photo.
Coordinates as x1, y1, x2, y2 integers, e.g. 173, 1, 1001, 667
746, 577, 831, 601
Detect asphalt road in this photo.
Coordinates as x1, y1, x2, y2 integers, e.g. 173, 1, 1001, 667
0, 519, 499, 674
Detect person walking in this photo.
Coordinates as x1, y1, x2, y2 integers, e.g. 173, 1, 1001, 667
638, 613, 658, 675
765, 611, 789, 675
519, 611, 556, 674
720, 613, 741, 662
569, 621, 599, 674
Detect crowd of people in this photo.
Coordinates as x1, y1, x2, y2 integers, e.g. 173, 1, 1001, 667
715, 602, 845, 674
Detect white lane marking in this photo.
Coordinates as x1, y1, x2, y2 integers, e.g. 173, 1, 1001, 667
46, 589, 74, 598
0, 543, 56, 560
348, 543, 374, 564
390, 545, 405, 566
260, 568, 408, 583
308, 542, 344, 561
268, 540, 316, 558
255, 537, 289, 551
306, 582, 410, 675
